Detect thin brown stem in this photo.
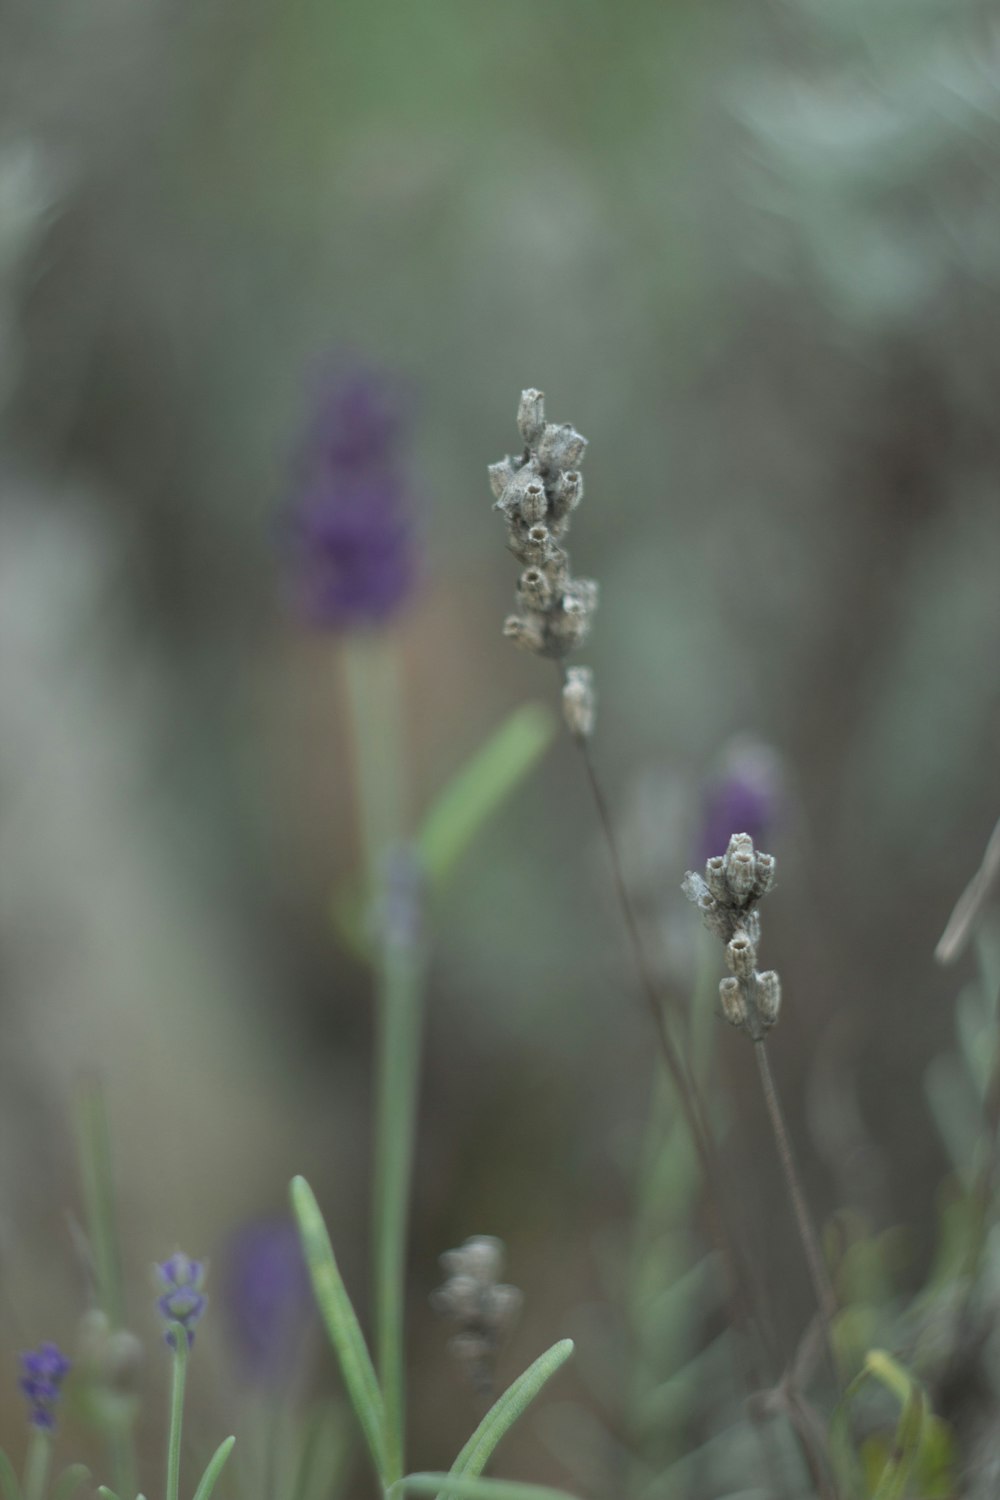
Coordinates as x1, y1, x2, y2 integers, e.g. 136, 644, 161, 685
754, 1039, 840, 1384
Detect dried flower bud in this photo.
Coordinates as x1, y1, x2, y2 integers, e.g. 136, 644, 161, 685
705, 855, 728, 902
551, 469, 583, 516
538, 423, 588, 473
488, 458, 516, 501
562, 666, 596, 740
719, 977, 747, 1027
725, 836, 757, 901
546, 596, 591, 653
503, 614, 545, 654
440, 1235, 505, 1284
516, 389, 546, 447
498, 463, 546, 522
756, 970, 781, 1028
753, 851, 776, 896
726, 930, 757, 978
518, 566, 553, 610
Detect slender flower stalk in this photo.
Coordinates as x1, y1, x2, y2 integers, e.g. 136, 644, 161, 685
165, 1328, 188, 1500
342, 632, 426, 1487
22, 1430, 51, 1500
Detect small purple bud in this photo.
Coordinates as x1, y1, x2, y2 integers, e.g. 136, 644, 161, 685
222, 1219, 312, 1386
19, 1343, 71, 1430
697, 737, 783, 867
155, 1253, 207, 1349
283, 360, 420, 631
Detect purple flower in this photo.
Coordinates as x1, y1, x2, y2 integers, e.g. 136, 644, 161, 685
19, 1343, 71, 1430
697, 737, 783, 867
222, 1219, 312, 1385
284, 362, 418, 630
155, 1253, 207, 1349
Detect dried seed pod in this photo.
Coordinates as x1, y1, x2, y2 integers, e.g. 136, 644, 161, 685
551, 468, 583, 516
502, 614, 545, 654
719, 976, 748, 1027
756, 970, 781, 1028
546, 595, 591, 653
499, 463, 547, 523
484, 1283, 523, 1333
753, 851, 776, 896
441, 1236, 505, 1283
517, 389, 546, 447
705, 855, 728, 903
538, 423, 588, 474
518, 566, 553, 610
725, 841, 757, 901
726, 930, 757, 978
488, 457, 516, 501
562, 665, 596, 740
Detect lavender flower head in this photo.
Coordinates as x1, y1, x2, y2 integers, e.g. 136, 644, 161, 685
19, 1343, 71, 1430
222, 1219, 312, 1385
697, 736, 783, 868
155, 1253, 207, 1349
285, 362, 418, 629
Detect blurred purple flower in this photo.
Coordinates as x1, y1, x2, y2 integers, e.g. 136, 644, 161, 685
19, 1343, 71, 1430
222, 1219, 312, 1385
285, 362, 418, 630
697, 737, 783, 866
155, 1253, 207, 1349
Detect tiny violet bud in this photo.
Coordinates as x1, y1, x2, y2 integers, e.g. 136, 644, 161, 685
516, 388, 546, 447
155, 1253, 207, 1350
726, 930, 757, 978
562, 666, 596, 741
19, 1343, 71, 1431
756, 970, 782, 1028
719, 977, 747, 1028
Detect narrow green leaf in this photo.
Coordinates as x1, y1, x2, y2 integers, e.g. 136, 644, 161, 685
417, 704, 556, 885
290, 1176, 387, 1483
393, 1475, 577, 1500
191, 1436, 235, 1500
97, 1489, 121, 1500
52, 1467, 90, 1500
0, 1450, 20, 1500
448, 1340, 573, 1489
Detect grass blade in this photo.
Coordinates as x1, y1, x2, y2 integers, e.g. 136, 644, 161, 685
290, 1176, 387, 1483
393, 1476, 577, 1500
417, 704, 556, 886
191, 1437, 235, 1500
449, 1340, 574, 1485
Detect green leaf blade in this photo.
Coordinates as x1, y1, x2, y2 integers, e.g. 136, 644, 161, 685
393, 1475, 578, 1500
449, 1340, 574, 1486
191, 1436, 235, 1500
290, 1175, 388, 1484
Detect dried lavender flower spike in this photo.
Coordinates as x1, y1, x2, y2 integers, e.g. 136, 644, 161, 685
19, 1343, 71, 1430
756, 970, 782, 1028
490, 390, 598, 665
433, 1235, 520, 1395
155, 1253, 207, 1349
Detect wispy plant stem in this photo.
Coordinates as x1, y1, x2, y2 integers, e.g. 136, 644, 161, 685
343, 633, 423, 1489
753, 1039, 839, 1380
23, 1431, 51, 1500
166, 1332, 188, 1500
